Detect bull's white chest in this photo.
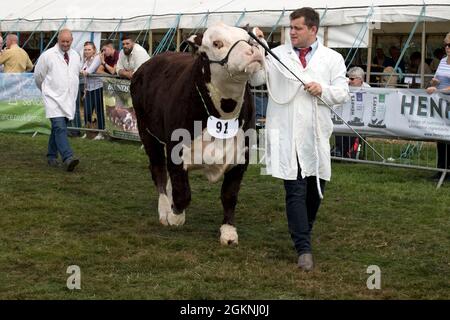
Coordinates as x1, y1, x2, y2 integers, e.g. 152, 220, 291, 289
181, 128, 246, 183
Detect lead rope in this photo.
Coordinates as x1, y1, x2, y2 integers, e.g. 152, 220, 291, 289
260, 44, 323, 199
312, 96, 324, 199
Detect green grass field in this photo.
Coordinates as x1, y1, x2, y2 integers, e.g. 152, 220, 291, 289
0, 132, 449, 299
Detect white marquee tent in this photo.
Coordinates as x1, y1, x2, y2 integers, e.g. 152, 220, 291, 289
1, 1, 448, 34
1, 0, 449, 71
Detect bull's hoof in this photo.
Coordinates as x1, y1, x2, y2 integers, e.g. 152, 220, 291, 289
167, 211, 186, 226
158, 194, 172, 226
220, 224, 238, 246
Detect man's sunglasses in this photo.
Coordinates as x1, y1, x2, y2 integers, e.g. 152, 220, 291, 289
349, 77, 360, 81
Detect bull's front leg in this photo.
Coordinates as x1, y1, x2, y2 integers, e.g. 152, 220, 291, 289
220, 164, 247, 246
165, 159, 191, 226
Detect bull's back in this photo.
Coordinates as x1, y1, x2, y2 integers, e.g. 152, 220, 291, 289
131, 52, 194, 110
131, 52, 195, 137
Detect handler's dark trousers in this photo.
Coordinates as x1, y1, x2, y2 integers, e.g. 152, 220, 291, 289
283, 168, 326, 256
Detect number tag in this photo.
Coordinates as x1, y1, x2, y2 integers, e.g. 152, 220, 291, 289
207, 116, 239, 139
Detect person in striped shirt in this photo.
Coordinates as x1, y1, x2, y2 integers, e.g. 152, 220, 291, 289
427, 32, 450, 180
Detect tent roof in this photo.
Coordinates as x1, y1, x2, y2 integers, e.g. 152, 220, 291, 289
1, 0, 449, 32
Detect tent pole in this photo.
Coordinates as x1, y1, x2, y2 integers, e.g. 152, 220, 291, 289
21, 18, 44, 49
345, 6, 374, 67
280, 27, 285, 45
235, 10, 246, 27
366, 28, 373, 84
40, 32, 44, 54
176, 28, 181, 52
384, 5, 426, 87
148, 31, 153, 55
108, 18, 123, 41
267, 9, 285, 43
72, 17, 94, 49
43, 17, 68, 52
420, 21, 426, 88
323, 26, 328, 47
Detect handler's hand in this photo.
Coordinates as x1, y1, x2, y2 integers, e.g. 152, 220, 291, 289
429, 78, 440, 87
305, 82, 322, 97
426, 86, 437, 94
253, 27, 264, 39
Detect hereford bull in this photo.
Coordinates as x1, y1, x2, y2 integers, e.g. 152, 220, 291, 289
130, 23, 263, 245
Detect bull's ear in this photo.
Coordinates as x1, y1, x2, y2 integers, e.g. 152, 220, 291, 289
186, 33, 203, 54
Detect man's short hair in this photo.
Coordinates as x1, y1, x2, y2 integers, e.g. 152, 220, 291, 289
290, 7, 320, 30
347, 67, 365, 79
102, 39, 115, 48
6, 34, 18, 43
58, 28, 73, 40
122, 34, 135, 42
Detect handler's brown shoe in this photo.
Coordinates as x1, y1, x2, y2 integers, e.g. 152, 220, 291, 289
298, 253, 314, 272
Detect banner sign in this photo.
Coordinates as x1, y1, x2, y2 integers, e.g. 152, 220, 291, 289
0, 73, 50, 135
333, 88, 450, 142
102, 77, 140, 141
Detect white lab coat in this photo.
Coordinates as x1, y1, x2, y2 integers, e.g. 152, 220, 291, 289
34, 45, 82, 120
251, 42, 349, 181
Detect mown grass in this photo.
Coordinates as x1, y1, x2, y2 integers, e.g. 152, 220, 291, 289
0, 132, 449, 300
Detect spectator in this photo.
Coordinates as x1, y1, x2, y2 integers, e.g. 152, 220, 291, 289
408, 51, 432, 75
426, 32, 450, 181
0, 34, 33, 73
407, 51, 432, 87
97, 39, 119, 75
81, 41, 105, 140
380, 66, 399, 88
373, 48, 387, 67
0, 36, 3, 72
34, 29, 82, 172
384, 46, 406, 74
116, 34, 150, 80
430, 48, 445, 73
334, 67, 369, 159
347, 66, 371, 88
253, 84, 268, 126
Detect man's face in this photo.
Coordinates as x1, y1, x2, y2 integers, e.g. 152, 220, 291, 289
122, 39, 134, 55
376, 49, 384, 58
348, 76, 364, 87
6, 37, 13, 48
390, 47, 400, 59
102, 45, 114, 57
289, 17, 317, 48
58, 33, 73, 52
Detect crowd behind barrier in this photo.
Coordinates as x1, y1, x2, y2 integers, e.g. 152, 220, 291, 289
0, 32, 449, 184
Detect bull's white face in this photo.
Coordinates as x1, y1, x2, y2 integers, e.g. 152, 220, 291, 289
199, 23, 263, 78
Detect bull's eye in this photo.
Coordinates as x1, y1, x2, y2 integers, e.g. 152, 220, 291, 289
213, 40, 224, 49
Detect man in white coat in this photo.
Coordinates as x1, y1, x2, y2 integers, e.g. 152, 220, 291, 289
252, 7, 349, 271
34, 29, 82, 171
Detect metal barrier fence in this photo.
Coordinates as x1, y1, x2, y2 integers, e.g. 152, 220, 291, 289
251, 86, 450, 188
68, 74, 117, 139
65, 75, 449, 188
